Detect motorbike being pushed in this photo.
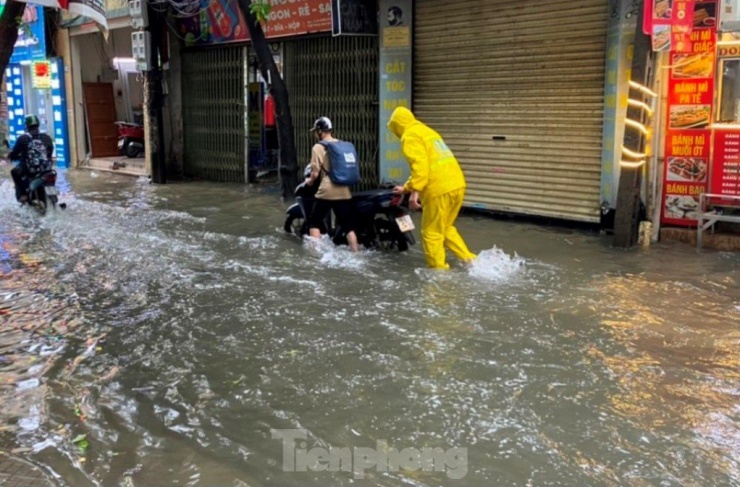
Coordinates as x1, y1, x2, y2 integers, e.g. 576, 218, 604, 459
284, 168, 416, 251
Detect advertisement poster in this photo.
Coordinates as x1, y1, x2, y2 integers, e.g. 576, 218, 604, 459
378, 0, 411, 184
671, 0, 696, 53
179, 0, 332, 46
331, 0, 377, 36
8, 4, 46, 64
661, 1, 717, 226
712, 130, 740, 196
247, 82, 263, 168
32, 61, 52, 89
650, 0, 673, 51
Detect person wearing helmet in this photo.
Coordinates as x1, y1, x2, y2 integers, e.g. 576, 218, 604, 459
388, 107, 477, 269
304, 116, 359, 252
9, 115, 54, 202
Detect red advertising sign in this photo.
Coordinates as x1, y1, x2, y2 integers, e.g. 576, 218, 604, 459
261, 0, 332, 38
712, 130, 740, 196
671, 0, 695, 53
651, 0, 673, 51
661, 1, 716, 226
179, 0, 332, 46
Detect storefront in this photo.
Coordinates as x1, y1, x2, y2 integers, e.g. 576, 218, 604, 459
177, 0, 379, 185
66, 17, 145, 170
653, 0, 740, 228
3, 2, 71, 168
411, 0, 609, 223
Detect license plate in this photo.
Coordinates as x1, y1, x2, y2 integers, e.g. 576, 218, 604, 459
395, 215, 415, 232
117, 140, 124, 149
45, 186, 58, 196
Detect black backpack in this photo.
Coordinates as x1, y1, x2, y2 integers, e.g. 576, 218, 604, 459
26, 135, 51, 174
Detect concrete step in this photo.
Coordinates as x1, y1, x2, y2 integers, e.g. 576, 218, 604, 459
82, 157, 147, 178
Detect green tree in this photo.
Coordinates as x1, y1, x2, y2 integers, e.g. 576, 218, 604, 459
236, 0, 299, 200
0, 0, 26, 85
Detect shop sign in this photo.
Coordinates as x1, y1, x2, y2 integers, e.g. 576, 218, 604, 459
712, 130, 740, 196
331, 0, 377, 36
32, 61, 52, 89
7, 4, 46, 64
378, 0, 411, 184
178, 0, 332, 47
717, 41, 740, 55
247, 82, 264, 168
647, 0, 705, 51
661, 0, 717, 226
672, 0, 697, 52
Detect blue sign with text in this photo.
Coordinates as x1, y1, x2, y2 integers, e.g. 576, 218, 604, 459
10, 4, 46, 64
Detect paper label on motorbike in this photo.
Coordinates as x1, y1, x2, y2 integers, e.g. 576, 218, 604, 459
395, 215, 415, 232
45, 186, 58, 196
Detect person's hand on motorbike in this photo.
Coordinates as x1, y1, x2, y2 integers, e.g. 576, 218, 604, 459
392, 185, 406, 195
409, 191, 422, 211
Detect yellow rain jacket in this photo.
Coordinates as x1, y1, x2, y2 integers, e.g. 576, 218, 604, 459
387, 107, 466, 200
388, 107, 476, 269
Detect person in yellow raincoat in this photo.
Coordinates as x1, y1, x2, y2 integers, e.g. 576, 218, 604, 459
388, 107, 477, 269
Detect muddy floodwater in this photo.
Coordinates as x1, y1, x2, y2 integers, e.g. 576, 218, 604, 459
1, 167, 739, 487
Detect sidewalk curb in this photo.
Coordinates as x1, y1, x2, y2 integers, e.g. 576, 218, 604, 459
0, 452, 56, 486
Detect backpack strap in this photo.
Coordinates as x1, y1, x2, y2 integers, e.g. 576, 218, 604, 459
316, 140, 334, 176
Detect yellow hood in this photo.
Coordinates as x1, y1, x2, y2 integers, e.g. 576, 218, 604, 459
387, 107, 418, 139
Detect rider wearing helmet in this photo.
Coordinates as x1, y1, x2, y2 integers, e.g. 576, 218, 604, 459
9, 115, 54, 202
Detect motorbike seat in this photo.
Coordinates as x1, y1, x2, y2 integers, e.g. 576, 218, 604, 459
352, 189, 393, 200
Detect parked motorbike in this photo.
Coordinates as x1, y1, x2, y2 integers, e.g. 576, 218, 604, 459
284, 169, 416, 252
23, 169, 61, 214
115, 122, 145, 158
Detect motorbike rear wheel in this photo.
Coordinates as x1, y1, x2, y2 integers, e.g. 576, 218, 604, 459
374, 218, 409, 252
30, 187, 47, 216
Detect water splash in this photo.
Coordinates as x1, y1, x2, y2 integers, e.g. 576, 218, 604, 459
467, 246, 525, 282
304, 235, 369, 271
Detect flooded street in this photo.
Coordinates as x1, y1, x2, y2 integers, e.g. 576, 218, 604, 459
1, 167, 739, 487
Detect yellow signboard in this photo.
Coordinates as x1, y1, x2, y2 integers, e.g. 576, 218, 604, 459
32, 61, 52, 90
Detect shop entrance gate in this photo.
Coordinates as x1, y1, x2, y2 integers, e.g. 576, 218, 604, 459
182, 46, 246, 183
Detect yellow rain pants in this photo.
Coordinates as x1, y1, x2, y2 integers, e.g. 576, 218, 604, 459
421, 188, 477, 269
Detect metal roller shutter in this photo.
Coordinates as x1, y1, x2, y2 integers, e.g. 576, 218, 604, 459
415, 0, 608, 222
182, 46, 246, 183
285, 36, 379, 190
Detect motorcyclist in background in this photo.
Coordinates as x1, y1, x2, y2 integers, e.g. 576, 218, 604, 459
9, 115, 54, 203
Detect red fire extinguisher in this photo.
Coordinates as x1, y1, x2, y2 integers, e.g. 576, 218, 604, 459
264, 93, 275, 128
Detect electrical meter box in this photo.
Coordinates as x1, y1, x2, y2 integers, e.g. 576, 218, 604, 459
129, 0, 149, 29
132, 31, 151, 71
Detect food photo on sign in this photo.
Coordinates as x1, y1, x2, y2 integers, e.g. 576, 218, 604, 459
655, 0, 672, 18
665, 194, 701, 219
669, 104, 711, 129
667, 157, 708, 182
672, 51, 714, 78
693, 1, 716, 27
653, 24, 672, 50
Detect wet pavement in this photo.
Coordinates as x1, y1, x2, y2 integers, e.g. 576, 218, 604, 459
0, 166, 739, 487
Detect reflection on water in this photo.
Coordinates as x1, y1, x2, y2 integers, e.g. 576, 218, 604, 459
0, 167, 739, 487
